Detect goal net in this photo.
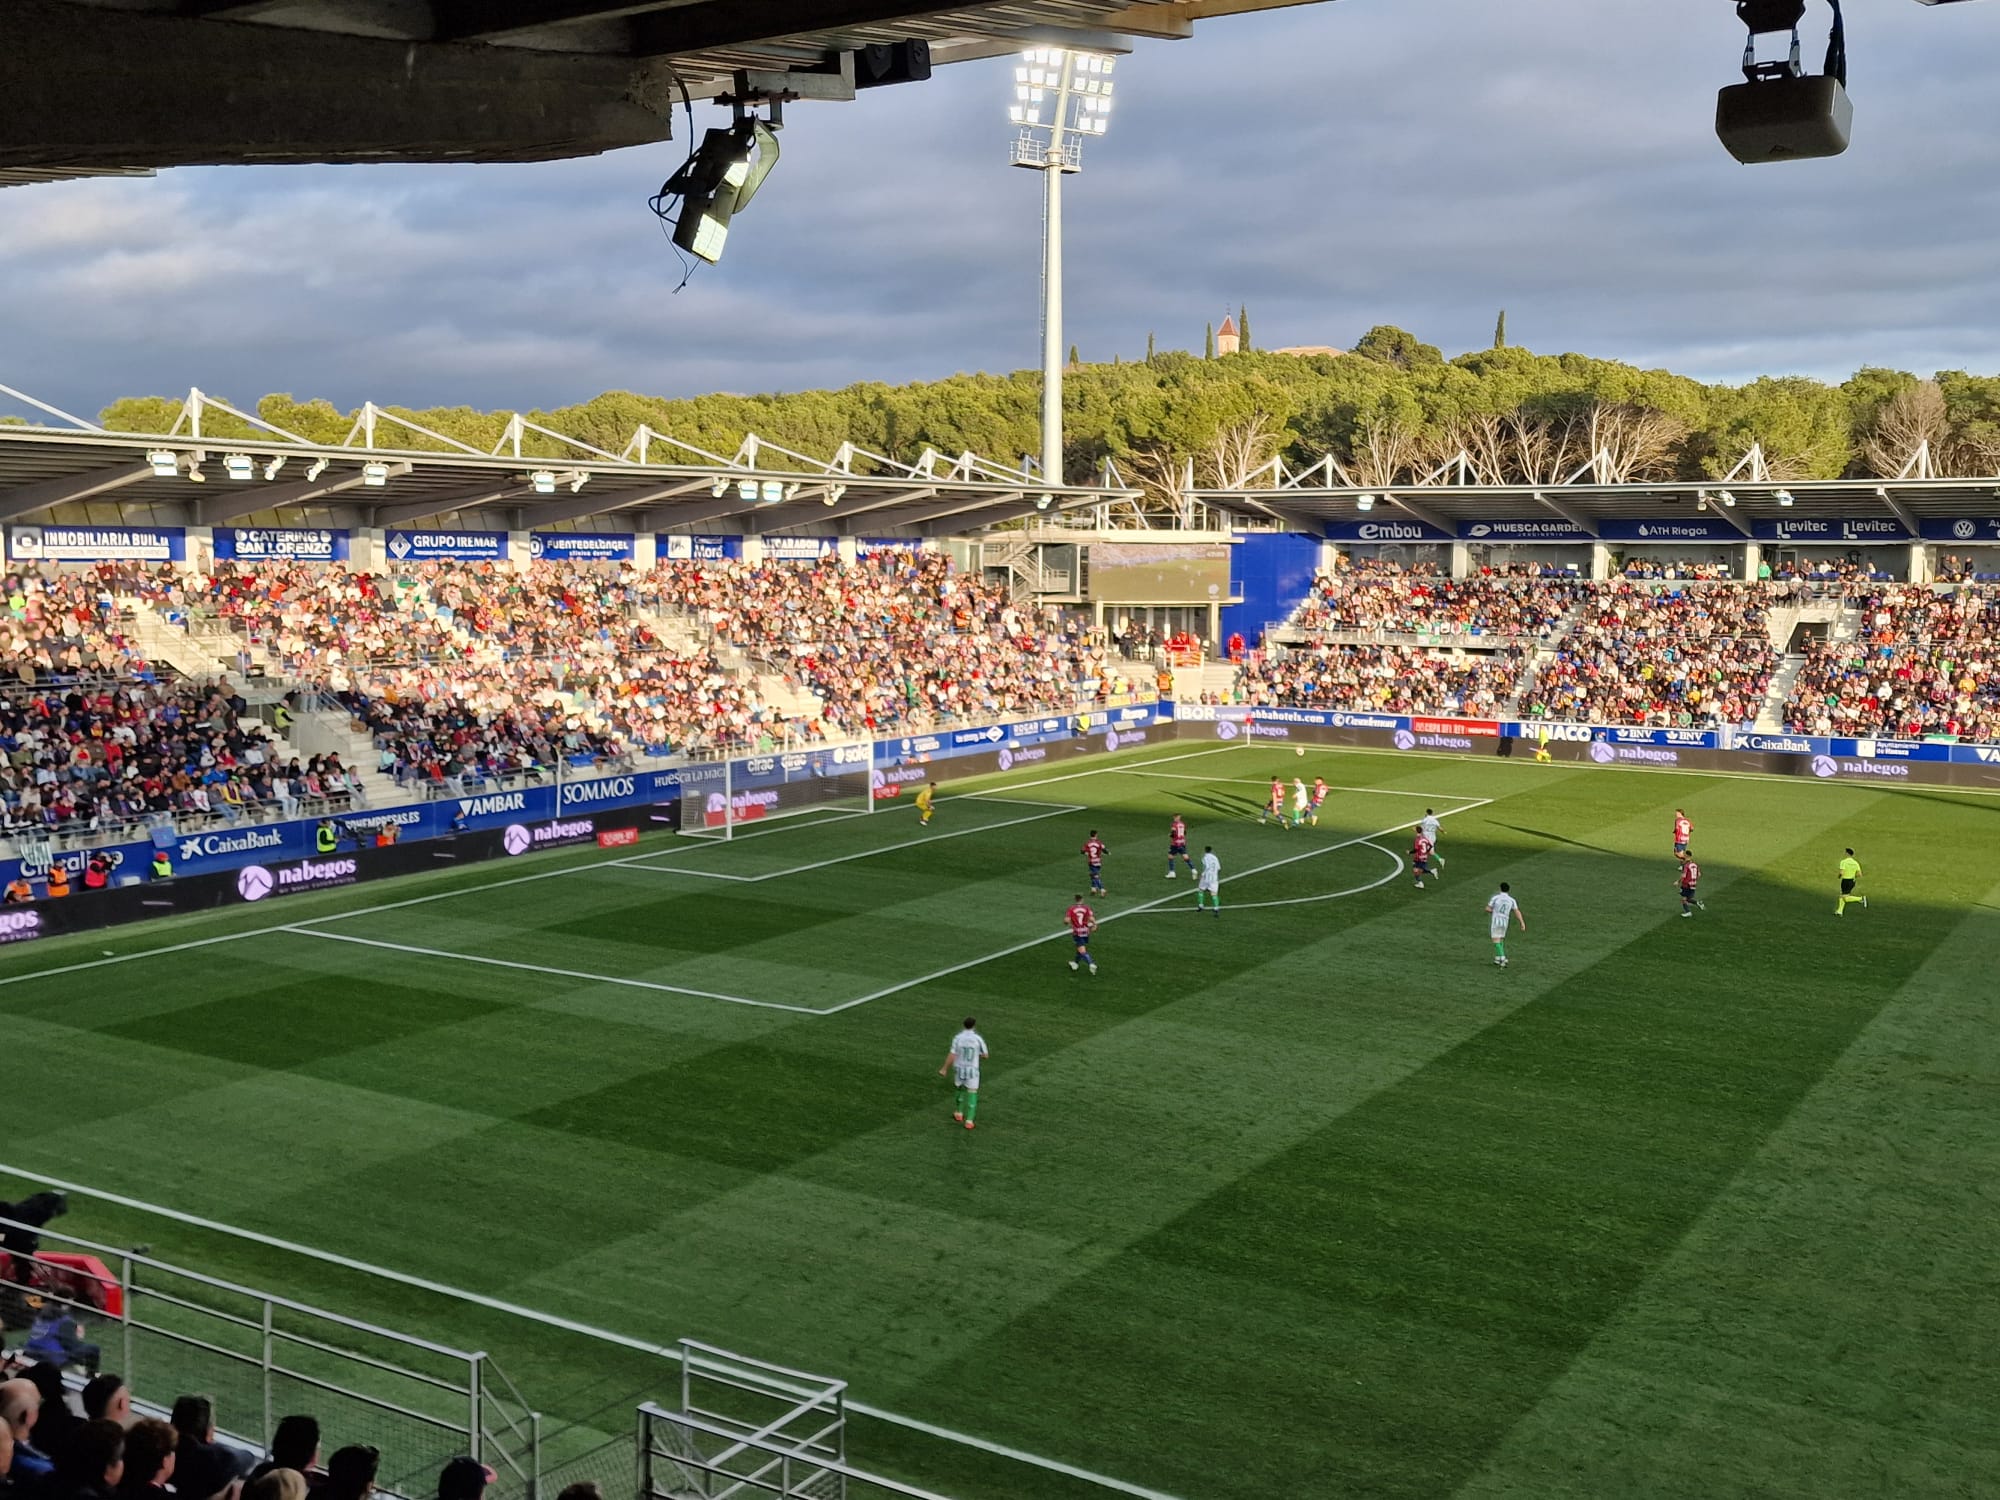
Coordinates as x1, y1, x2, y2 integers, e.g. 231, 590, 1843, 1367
677, 746, 876, 841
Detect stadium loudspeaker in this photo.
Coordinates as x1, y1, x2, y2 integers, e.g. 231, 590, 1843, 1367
854, 41, 932, 88
1716, 74, 1852, 162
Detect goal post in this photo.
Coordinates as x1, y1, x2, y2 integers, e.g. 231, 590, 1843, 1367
678, 742, 878, 841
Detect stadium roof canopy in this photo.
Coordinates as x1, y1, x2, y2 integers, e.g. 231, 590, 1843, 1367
5, 0, 1329, 176
0, 385, 1136, 539
1190, 448, 2000, 539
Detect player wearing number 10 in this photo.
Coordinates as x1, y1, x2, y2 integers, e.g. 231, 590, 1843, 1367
938, 1018, 988, 1130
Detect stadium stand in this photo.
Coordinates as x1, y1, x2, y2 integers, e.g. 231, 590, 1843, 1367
1782, 583, 2000, 740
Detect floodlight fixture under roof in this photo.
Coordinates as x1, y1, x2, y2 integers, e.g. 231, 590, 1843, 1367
223, 452, 254, 480
146, 449, 178, 478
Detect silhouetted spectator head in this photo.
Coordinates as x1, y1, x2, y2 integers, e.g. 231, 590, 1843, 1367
119, 1418, 176, 1492
82, 1375, 130, 1426
168, 1397, 214, 1447
323, 1446, 378, 1500
265, 1417, 319, 1475
554, 1483, 602, 1500
436, 1457, 494, 1500
59, 1418, 125, 1496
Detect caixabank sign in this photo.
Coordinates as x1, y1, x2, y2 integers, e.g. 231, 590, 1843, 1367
7, 806, 661, 942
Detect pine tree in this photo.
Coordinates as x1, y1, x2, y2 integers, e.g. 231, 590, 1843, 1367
1145, 331, 1156, 362
1069, 342, 1080, 367
1205, 323, 1215, 360
1494, 309, 1507, 349
1239, 304, 1251, 353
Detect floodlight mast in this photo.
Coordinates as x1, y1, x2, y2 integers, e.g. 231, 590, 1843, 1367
1008, 47, 1115, 502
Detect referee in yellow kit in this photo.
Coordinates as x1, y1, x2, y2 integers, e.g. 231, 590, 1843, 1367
1835, 847, 1866, 915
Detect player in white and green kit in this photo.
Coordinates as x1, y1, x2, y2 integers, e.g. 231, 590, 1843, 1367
1486, 882, 1524, 967
1196, 845, 1222, 915
938, 1017, 989, 1130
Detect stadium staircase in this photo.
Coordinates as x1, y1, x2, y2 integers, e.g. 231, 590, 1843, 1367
1753, 596, 1855, 730
640, 605, 825, 727
122, 601, 331, 763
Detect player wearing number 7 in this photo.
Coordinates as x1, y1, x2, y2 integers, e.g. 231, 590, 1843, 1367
937, 1017, 989, 1131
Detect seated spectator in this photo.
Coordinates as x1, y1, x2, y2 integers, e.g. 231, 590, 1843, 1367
249, 1417, 323, 1492
79, 1377, 128, 1429
320, 1446, 377, 1500
114, 1419, 174, 1500
243, 1471, 307, 1500
167, 1398, 245, 1500
52, 1418, 122, 1500
20, 1363, 80, 1461
436, 1457, 493, 1500
0, 1380, 52, 1489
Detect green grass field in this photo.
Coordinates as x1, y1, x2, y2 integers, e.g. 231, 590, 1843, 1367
3, 739, 1997, 1500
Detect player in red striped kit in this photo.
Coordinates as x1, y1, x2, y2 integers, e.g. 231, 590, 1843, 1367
1166, 814, 1194, 879
1081, 830, 1108, 894
1260, 777, 1285, 826
1678, 852, 1705, 917
1066, 894, 1099, 974
1412, 831, 1438, 890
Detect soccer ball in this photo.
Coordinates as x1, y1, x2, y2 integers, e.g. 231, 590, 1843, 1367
1294, 747, 1304, 757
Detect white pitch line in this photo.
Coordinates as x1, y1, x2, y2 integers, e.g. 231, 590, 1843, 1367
1126, 771, 1490, 800
817, 802, 1491, 1013
0, 1167, 1187, 1500
1131, 840, 1409, 913
619, 802, 1084, 884
279, 926, 819, 1014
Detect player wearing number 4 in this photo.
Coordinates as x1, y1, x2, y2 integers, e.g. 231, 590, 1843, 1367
1487, 882, 1525, 966
938, 1017, 988, 1130
1166, 814, 1194, 878
1066, 894, 1099, 974
1196, 846, 1221, 915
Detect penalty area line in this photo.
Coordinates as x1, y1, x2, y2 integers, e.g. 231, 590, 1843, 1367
278, 927, 820, 1014
618, 802, 1084, 884
0, 1167, 1188, 1500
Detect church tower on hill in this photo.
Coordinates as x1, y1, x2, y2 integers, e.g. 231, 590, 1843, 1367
1216, 314, 1240, 356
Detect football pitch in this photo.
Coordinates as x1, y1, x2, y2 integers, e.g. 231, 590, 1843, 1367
3, 739, 1997, 1500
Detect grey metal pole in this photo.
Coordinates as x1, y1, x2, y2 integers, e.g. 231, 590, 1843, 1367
1039, 149, 1063, 496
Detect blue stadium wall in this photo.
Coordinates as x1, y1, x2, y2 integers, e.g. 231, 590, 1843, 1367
1222, 531, 1321, 647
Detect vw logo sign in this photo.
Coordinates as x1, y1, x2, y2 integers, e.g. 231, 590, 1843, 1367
997, 749, 1013, 772
1954, 519, 1977, 540
502, 823, 533, 856
1589, 741, 1616, 764
1392, 729, 1417, 751
1811, 755, 1838, 779
237, 865, 274, 902
1215, 721, 1239, 741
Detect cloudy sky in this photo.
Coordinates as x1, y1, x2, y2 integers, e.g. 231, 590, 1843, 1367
4, 0, 1998, 422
